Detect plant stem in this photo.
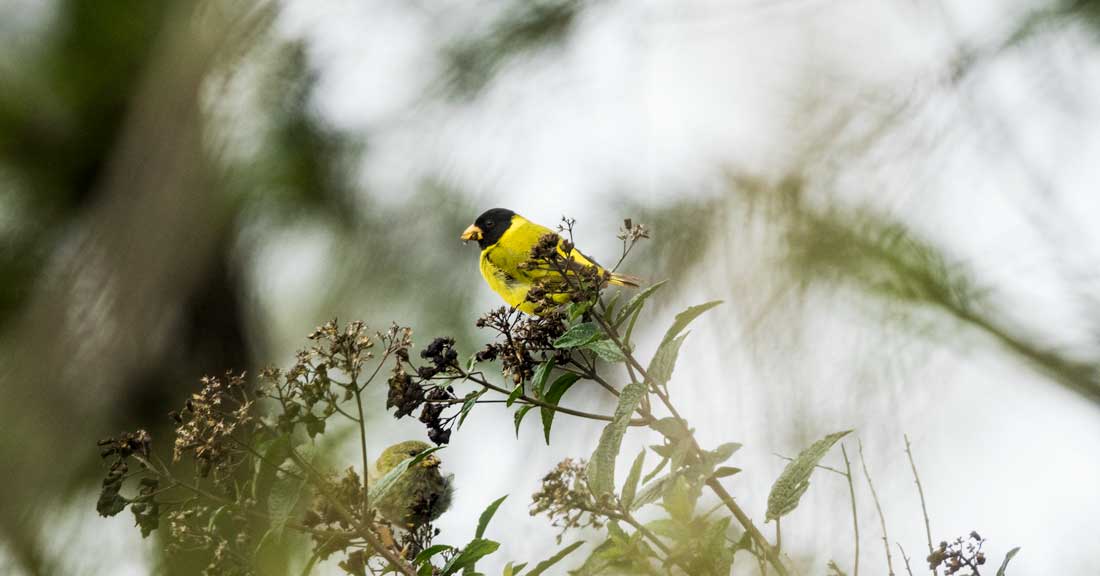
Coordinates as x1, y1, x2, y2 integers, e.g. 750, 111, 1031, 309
904, 434, 936, 576
858, 440, 894, 576
591, 305, 790, 576
354, 385, 369, 514
898, 543, 915, 576
284, 447, 419, 576
460, 369, 649, 426
841, 444, 859, 576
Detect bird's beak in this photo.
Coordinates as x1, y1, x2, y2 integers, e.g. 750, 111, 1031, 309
461, 224, 483, 243
421, 454, 441, 469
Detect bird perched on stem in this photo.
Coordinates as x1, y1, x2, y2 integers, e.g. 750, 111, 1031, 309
372, 441, 453, 529
461, 208, 640, 314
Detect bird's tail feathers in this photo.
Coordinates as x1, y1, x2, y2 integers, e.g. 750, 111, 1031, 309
608, 272, 642, 288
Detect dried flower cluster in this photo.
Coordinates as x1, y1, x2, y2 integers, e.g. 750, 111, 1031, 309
171, 371, 256, 477
474, 306, 568, 384
928, 532, 987, 575
530, 458, 608, 542
96, 430, 152, 518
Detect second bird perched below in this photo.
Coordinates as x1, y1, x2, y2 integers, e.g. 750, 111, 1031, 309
372, 440, 453, 529
461, 208, 640, 314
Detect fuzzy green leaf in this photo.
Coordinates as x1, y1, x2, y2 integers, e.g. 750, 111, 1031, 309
650, 417, 690, 440
552, 322, 600, 348
368, 445, 446, 504
524, 540, 585, 576
765, 430, 852, 522
583, 339, 627, 363
631, 473, 676, 511
476, 495, 508, 539
659, 300, 723, 346
646, 332, 688, 389
662, 475, 697, 523
587, 381, 647, 496
540, 373, 580, 445
614, 280, 669, 328
620, 450, 646, 510
996, 547, 1021, 576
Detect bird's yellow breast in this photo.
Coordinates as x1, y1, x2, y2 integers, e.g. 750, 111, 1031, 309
477, 215, 602, 314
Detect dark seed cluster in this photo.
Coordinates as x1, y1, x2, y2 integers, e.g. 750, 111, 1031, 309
385, 337, 464, 445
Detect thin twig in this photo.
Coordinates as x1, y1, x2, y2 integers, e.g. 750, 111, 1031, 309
898, 543, 915, 576
858, 439, 894, 576
460, 369, 648, 426
904, 434, 936, 576
841, 444, 860, 576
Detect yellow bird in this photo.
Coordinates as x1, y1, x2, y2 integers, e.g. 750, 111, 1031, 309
461, 208, 640, 314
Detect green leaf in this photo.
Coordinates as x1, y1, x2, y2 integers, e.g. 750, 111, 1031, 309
650, 417, 690, 440
713, 466, 741, 478
587, 381, 647, 496
642, 454, 669, 484
552, 322, 600, 348
368, 445, 446, 504
266, 469, 308, 541
476, 495, 508, 539
699, 442, 742, 474
645, 518, 681, 539
614, 280, 669, 328
415, 544, 453, 565
501, 561, 527, 576
441, 538, 501, 575
631, 473, 676, 511
659, 300, 723, 346
567, 300, 593, 322
505, 382, 524, 407
620, 450, 646, 510
540, 373, 580, 445
252, 434, 292, 503
458, 389, 486, 429
662, 475, 697, 523
996, 547, 1021, 576
524, 540, 585, 576
646, 332, 688, 389
530, 360, 555, 399
514, 405, 534, 437
583, 339, 627, 363
765, 430, 852, 522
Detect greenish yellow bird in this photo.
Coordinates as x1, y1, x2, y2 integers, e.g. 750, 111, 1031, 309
372, 441, 453, 528
461, 208, 640, 314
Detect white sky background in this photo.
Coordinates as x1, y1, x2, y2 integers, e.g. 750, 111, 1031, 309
14, 0, 1100, 574
266, 0, 1100, 574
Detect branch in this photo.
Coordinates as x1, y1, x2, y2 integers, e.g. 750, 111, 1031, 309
841, 444, 860, 576
858, 440, 894, 576
904, 434, 936, 576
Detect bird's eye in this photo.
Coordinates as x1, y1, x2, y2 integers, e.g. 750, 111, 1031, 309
485, 220, 494, 228
408, 451, 418, 456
